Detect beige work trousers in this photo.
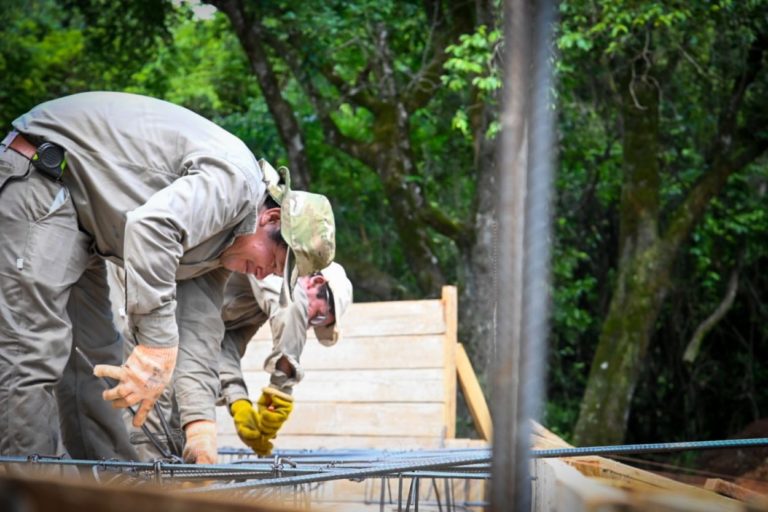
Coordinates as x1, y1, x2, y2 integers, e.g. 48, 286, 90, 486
0, 148, 136, 460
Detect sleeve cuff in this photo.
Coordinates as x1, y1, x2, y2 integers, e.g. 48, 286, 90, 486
176, 383, 217, 426
222, 383, 250, 406
128, 311, 179, 348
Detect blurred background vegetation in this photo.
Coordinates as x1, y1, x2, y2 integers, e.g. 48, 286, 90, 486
2, 0, 767, 471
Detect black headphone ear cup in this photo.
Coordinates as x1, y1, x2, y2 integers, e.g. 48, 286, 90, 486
37, 143, 65, 168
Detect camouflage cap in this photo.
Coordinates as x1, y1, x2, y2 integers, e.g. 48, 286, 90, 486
258, 159, 336, 303
281, 190, 336, 281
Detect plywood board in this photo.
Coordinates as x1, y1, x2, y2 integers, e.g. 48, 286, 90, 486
240, 335, 448, 371
216, 432, 447, 451
241, 368, 447, 403
217, 402, 446, 437
218, 288, 459, 455
251, 300, 446, 340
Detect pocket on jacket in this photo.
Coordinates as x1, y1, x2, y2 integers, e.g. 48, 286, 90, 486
0, 152, 31, 195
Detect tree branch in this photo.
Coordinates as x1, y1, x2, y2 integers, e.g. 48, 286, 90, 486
683, 268, 739, 364
419, 202, 473, 247
663, 30, 768, 252
405, 0, 476, 112
208, 0, 312, 188
256, 26, 379, 167
267, 22, 384, 114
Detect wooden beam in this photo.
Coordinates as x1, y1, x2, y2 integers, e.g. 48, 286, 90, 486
456, 343, 493, 441
0, 472, 281, 512
704, 478, 764, 503
442, 286, 458, 439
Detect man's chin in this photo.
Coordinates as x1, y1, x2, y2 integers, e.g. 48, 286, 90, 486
221, 258, 246, 274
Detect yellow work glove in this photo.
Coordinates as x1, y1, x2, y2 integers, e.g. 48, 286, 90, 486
230, 399, 262, 445
256, 387, 294, 439
249, 435, 275, 457
94, 344, 178, 427
183, 420, 218, 464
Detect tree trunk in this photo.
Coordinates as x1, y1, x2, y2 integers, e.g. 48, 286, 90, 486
209, 0, 312, 189
459, 105, 498, 378
573, 31, 768, 443
574, 70, 665, 445
573, 245, 672, 445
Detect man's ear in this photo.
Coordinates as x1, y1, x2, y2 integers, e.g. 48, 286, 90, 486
258, 207, 281, 226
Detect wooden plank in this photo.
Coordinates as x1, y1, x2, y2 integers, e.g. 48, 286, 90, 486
704, 478, 763, 502
532, 457, 628, 512
216, 402, 446, 437
632, 491, 744, 512
251, 300, 446, 340
0, 472, 283, 512
533, 425, 740, 508
216, 432, 447, 451
442, 286, 457, 439
532, 422, 573, 449
279, 402, 447, 437
282, 477, 486, 512
456, 343, 493, 441
240, 335, 448, 371
568, 456, 739, 502
240, 369, 447, 403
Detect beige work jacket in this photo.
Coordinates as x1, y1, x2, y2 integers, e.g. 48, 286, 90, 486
13, 91, 266, 349
218, 273, 309, 406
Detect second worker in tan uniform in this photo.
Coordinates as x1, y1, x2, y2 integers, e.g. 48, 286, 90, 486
109, 262, 352, 462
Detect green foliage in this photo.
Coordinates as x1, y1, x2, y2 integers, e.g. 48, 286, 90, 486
442, 25, 502, 138
6, 0, 768, 451
556, 0, 768, 444
0, 0, 172, 126
125, 9, 258, 119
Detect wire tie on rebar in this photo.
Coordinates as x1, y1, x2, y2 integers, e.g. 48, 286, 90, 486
27, 454, 40, 464
272, 454, 283, 477
153, 459, 163, 483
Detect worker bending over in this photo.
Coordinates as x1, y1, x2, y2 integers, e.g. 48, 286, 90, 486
0, 92, 335, 460
109, 262, 352, 462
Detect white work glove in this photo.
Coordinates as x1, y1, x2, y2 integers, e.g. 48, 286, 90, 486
94, 344, 178, 427
183, 420, 218, 464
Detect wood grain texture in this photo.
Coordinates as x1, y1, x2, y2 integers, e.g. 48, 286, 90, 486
442, 286, 458, 439
241, 368, 447, 402
250, 300, 446, 341
239, 335, 448, 371
218, 288, 460, 454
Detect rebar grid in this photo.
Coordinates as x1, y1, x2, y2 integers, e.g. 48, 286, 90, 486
0, 447, 492, 511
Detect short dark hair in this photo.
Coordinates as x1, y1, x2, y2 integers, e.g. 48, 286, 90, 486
263, 194, 280, 210
313, 275, 335, 317
260, 195, 286, 248
268, 223, 287, 249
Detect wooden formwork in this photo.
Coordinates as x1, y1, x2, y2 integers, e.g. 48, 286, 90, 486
216, 286, 463, 451
7, 285, 757, 511
531, 424, 768, 511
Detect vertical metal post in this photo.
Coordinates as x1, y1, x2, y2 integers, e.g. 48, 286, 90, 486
492, 0, 531, 508
492, 0, 556, 510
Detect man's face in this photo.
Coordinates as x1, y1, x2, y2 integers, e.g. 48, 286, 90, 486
220, 208, 287, 280
300, 274, 335, 328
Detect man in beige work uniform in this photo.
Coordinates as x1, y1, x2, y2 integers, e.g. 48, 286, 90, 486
0, 91, 335, 460
111, 262, 352, 462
